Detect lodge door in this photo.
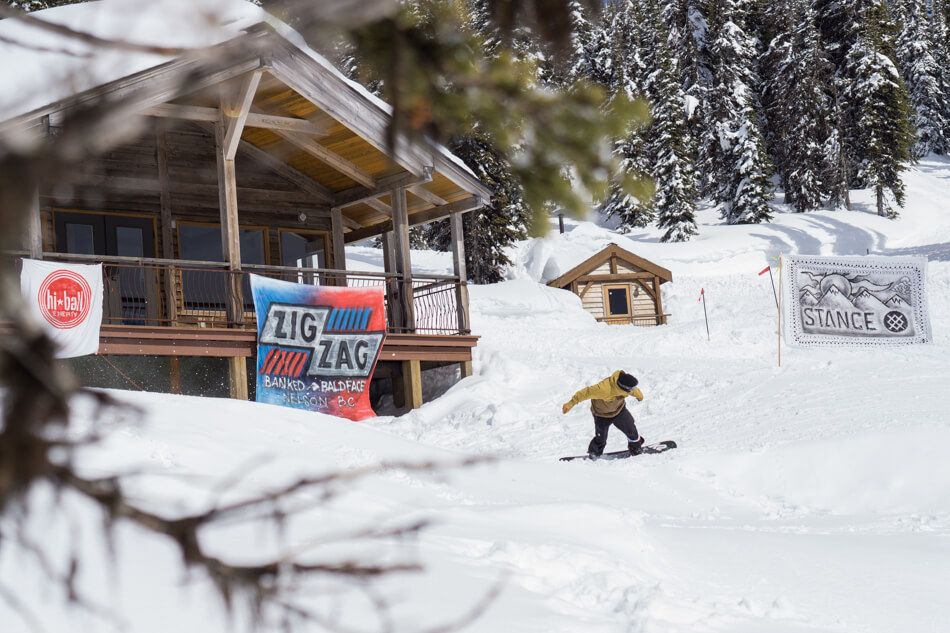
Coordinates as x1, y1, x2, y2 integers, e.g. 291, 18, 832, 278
53, 211, 159, 325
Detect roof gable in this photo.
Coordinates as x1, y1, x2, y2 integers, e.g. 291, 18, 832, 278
548, 243, 673, 288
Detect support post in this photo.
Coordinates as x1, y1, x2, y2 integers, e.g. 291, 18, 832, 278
653, 276, 665, 325
26, 186, 43, 259
169, 356, 181, 395
401, 359, 423, 411
390, 187, 414, 332
450, 211, 470, 334
331, 207, 347, 286
157, 121, 178, 324
216, 112, 247, 400
381, 231, 400, 330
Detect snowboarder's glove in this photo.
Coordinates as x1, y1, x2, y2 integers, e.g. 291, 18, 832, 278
562, 402, 572, 414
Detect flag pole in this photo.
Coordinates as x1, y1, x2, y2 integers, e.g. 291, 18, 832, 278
699, 288, 710, 341
777, 255, 783, 367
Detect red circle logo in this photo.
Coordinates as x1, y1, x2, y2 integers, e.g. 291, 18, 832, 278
38, 270, 92, 329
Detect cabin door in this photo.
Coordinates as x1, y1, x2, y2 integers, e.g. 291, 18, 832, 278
53, 211, 158, 325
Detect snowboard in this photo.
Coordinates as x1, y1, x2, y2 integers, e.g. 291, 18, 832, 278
559, 440, 677, 462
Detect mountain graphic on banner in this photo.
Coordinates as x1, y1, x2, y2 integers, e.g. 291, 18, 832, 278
800, 287, 820, 305
852, 287, 889, 312
816, 284, 854, 310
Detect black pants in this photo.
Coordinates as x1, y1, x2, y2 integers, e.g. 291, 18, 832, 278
588, 407, 641, 456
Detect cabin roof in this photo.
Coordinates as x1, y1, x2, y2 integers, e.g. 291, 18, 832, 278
547, 243, 673, 288
0, 0, 490, 240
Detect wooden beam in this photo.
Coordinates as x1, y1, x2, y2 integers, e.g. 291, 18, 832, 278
190, 120, 334, 204
364, 197, 393, 216
334, 171, 425, 209
343, 195, 482, 244
223, 70, 262, 161
268, 53, 434, 179
144, 102, 330, 136
273, 129, 377, 189
579, 281, 593, 299
574, 272, 658, 283
409, 184, 447, 207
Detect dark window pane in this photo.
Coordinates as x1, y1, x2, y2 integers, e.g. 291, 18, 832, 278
66, 223, 95, 254
179, 225, 223, 262
607, 288, 629, 316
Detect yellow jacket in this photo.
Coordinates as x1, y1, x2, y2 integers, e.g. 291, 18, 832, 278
564, 370, 644, 418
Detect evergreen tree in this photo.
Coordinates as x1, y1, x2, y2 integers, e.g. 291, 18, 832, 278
896, 0, 950, 157
421, 1, 531, 283
700, 0, 773, 224
761, 0, 835, 211
648, 33, 699, 241
843, 3, 916, 217
423, 135, 529, 283
928, 0, 950, 154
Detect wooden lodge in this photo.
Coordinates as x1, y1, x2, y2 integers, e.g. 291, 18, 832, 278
548, 244, 672, 326
0, 15, 492, 411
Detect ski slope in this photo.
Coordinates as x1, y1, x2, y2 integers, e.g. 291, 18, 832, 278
2, 155, 950, 633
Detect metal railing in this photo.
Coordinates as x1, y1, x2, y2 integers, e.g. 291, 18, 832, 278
8, 254, 468, 335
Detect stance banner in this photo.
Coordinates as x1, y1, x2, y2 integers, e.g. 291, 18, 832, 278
20, 259, 104, 358
250, 274, 386, 420
781, 255, 932, 347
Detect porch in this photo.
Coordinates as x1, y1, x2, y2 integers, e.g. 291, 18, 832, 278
9, 253, 477, 411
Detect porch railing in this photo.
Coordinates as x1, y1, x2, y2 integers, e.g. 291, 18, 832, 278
8, 254, 469, 335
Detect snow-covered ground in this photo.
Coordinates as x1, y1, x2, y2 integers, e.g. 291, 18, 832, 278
3, 155, 950, 633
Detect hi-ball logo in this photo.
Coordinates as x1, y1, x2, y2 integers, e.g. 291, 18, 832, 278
258, 303, 384, 378
38, 269, 92, 329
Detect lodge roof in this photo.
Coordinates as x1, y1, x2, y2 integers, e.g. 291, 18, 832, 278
547, 243, 673, 288
0, 0, 490, 241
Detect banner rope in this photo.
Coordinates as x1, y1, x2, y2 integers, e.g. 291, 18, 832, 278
97, 352, 146, 391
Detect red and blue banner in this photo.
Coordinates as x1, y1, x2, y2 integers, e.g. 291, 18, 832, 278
250, 274, 386, 420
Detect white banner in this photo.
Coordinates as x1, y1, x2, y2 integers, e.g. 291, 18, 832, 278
20, 259, 104, 358
782, 255, 932, 347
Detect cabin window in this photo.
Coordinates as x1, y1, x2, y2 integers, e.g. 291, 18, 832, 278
53, 210, 157, 325
177, 223, 267, 310
279, 229, 329, 285
604, 284, 632, 317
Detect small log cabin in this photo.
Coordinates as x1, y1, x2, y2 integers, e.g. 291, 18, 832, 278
548, 244, 672, 326
0, 5, 492, 411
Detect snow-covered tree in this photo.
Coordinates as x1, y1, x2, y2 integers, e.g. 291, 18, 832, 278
599, 0, 655, 230
700, 0, 773, 224
843, 3, 916, 217
761, 0, 836, 211
424, 135, 529, 283
896, 0, 950, 157
648, 35, 699, 241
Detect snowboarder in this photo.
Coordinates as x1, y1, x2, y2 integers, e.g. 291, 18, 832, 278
562, 370, 645, 458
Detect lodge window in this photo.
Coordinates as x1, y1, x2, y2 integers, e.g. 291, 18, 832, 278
177, 223, 267, 310
604, 284, 632, 317
279, 229, 329, 285
52, 210, 158, 325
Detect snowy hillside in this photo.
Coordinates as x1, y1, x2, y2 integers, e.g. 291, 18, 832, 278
3, 155, 950, 633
